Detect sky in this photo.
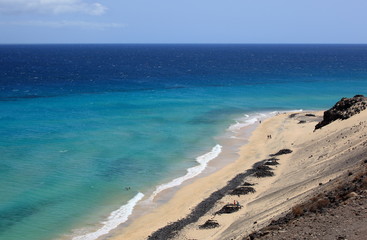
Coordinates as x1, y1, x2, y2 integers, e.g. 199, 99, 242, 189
0, 0, 366, 44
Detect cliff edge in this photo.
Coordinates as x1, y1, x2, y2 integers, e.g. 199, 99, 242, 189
315, 95, 367, 130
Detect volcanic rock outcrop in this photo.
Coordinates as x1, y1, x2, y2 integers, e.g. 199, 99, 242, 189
315, 95, 367, 130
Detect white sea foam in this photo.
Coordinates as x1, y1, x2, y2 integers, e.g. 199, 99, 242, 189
227, 110, 303, 133
228, 118, 258, 132
227, 112, 271, 133
72, 192, 144, 240
149, 144, 222, 201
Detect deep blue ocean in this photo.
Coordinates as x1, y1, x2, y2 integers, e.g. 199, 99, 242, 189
1, 44, 367, 240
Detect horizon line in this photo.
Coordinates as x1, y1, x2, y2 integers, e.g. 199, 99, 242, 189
1, 43, 367, 45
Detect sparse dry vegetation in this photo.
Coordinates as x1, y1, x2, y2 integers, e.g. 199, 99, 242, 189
245, 160, 367, 240
291, 205, 304, 217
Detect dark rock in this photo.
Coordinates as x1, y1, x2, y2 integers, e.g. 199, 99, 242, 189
264, 159, 279, 166
270, 149, 293, 157
252, 165, 274, 178
230, 187, 256, 195
199, 219, 219, 229
289, 113, 298, 118
253, 170, 274, 178
298, 120, 307, 124
248, 230, 270, 239
315, 95, 367, 130
255, 165, 273, 171
216, 204, 241, 215
306, 113, 316, 117
243, 182, 255, 186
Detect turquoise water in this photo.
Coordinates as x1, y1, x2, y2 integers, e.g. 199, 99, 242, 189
1, 44, 367, 240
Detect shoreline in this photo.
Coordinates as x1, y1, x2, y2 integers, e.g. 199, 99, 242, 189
107, 110, 304, 240
69, 111, 276, 240
110, 106, 367, 240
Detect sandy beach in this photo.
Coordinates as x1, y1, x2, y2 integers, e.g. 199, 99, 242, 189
108, 98, 367, 240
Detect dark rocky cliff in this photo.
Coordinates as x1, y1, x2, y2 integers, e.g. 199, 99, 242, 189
315, 95, 367, 130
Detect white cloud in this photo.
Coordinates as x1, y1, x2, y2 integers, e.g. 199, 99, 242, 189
0, 0, 107, 15
0, 20, 125, 30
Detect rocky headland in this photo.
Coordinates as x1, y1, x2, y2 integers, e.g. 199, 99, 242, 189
315, 95, 367, 130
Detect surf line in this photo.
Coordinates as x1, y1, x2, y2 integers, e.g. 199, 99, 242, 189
149, 144, 222, 201
72, 192, 144, 240
72, 145, 222, 240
